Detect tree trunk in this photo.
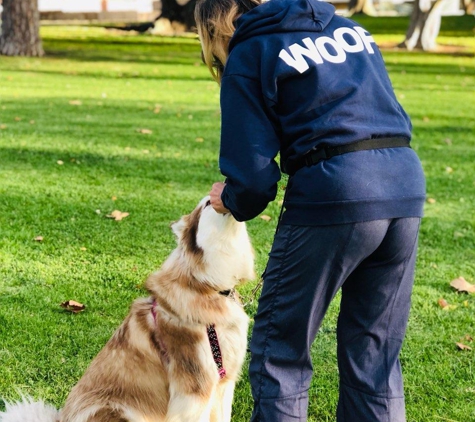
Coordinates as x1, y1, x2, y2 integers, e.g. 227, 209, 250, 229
399, 0, 447, 51
462, 0, 475, 13
347, 0, 378, 16
0, 0, 44, 56
153, 0, 197, 34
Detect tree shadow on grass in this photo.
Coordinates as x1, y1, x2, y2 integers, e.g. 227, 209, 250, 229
0, 146, 219, 182
5, 67, 212, 82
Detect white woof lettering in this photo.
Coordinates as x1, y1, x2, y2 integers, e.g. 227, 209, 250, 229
279, 26, 376, 73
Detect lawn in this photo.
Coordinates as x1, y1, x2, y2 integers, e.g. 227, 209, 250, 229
0, 15, 474, 422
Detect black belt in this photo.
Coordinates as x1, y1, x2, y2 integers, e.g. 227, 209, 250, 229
283, 137, 411, 176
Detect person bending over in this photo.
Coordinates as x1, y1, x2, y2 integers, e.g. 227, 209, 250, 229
195, 0, 426, 420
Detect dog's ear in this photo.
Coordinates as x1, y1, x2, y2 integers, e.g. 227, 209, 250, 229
170, 216, 187, 240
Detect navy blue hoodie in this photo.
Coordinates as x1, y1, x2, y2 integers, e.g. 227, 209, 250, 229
219, 0, 426, 225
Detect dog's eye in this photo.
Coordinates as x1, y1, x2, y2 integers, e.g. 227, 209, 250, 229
205, 200, 211, 207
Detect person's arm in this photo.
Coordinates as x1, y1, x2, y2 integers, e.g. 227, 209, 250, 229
219, 74, 281, 221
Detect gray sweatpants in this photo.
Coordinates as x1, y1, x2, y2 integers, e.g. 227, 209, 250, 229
249, 218, 421, 422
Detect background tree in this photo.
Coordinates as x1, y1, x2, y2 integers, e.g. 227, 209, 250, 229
461, 0, 475, 13
399, 0, 448, 51
0, 0, 43, 56
153, 0, 197, 34
347, 0, 378, 16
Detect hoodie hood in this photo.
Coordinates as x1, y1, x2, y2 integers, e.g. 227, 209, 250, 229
229, 0, 335, 51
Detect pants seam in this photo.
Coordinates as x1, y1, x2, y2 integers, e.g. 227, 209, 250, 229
383, 218, 420, 398
339, 380, 405, 400
254, 225, 295, 420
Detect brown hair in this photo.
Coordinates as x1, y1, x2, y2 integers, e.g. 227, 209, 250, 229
195, 0, 261, 84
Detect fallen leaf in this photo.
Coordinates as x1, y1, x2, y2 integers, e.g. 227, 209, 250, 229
445, 166, 453, 174
260, 215, 272, 222
0, 124, 7, 129
60, 300, 86, 313
29, 120, 35, 124
423, 116, 430, 122
111, 196, 117, 201
142, 149, 150, 154
443, 138, 452, 145
57, 160, 64, 165
195, 137, 204, 143
137, 128, 152, 134
427, 198, 436, 204
106, 210, 130, 221
450, 277, 475, 294
69, 100, 82, 106
153, 105, 162, 114
456, 342, 472, 351
95, 209, 101, 215
438, 298, 449, 309
463, 335, 473, 342
34, 236, 44, 242
14, 117, 22, 121
80, 247, 87, 251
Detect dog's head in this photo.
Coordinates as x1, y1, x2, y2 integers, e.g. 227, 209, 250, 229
171, 196, 255, 290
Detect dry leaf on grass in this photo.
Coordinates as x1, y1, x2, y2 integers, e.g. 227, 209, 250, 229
137, 128, 152, 134
69, 100, 82, 106
450, 277, 475, 294
260, 215, 272, 222
427, 198, 436, 204
106, 210, 130, 221
437, 298, 456, 311
34, 236, 44, 242
60, 300, 86, 313
438, 298, 449, 309
456, 342, 472, 351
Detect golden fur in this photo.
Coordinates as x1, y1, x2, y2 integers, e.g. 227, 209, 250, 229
1, 197, 255, 422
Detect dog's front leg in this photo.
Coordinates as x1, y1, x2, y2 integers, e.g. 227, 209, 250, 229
210, 380, 236, 422
165, 387, 216, 422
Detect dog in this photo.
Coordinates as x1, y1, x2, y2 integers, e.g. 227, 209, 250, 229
1, 196, 255, 422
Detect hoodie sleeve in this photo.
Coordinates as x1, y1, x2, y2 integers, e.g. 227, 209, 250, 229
219, 74, 281, 222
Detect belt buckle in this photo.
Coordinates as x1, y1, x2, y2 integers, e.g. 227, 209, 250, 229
304, 146, 328, 167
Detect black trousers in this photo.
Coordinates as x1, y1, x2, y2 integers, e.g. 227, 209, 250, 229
249, 218, 421, 422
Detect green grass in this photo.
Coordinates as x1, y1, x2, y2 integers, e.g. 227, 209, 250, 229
1, 17, 474, 421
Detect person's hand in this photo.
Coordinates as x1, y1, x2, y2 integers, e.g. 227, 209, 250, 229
209, 182, 229, 214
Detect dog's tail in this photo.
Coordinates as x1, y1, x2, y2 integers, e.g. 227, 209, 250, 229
0, 398, 60, 422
